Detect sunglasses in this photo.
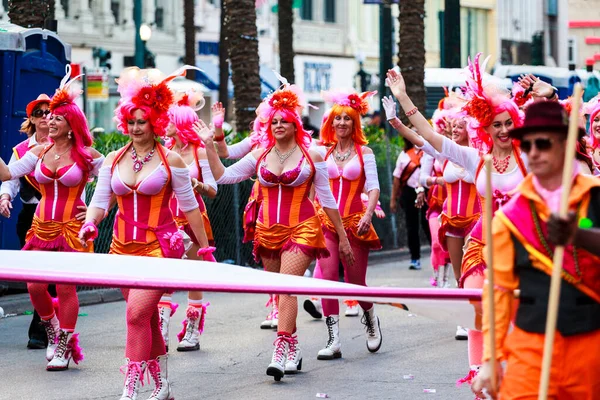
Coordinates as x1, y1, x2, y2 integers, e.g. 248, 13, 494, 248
32, 109, 50, 118
520, 138, 557, 153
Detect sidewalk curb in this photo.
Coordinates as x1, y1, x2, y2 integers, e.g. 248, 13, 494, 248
0, 288, 124, 315
368, 245, 431, 264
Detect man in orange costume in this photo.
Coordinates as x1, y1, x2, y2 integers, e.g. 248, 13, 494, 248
473, 101, 600, 400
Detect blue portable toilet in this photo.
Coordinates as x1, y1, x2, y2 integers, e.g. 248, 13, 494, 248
0, 22, 71, 250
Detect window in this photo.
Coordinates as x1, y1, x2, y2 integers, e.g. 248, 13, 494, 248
324, 0, 335, 23
111, 1, 120, 25
300, 0, 313, 21
461, 7, 488, 65
155, 7, 164, 29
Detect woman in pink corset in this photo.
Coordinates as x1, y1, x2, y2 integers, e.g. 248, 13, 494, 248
156, 90, 218, 353
200, 81, 353, 381
386, 56, 530, 395
80, 66, 212, 400
0, 71, 103, 371
310, 89, 383, 361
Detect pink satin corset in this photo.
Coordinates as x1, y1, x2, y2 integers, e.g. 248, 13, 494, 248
111, 165, 168, 196
170, 160, 207, 218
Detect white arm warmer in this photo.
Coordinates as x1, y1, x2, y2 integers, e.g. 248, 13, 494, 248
171, 166, 199, 212
441, 136, 480, 178
7, 151, 38, 180
89, 166, 113, 211
199, 159, 218, 193
419, 153, 434, 188
90, 156, 105, 177
314, 161, 338, 209
217, 153, 257, 184
226, 137, 253, 159
0, 153, 20, 200
363, 154, 380, 192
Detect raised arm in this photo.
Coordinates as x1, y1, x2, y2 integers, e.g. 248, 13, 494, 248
382, 95, 425, 147
386, 70, 444, 152
196, 147, 218, 199
0, 145, 42, 181
358, 147, 380, 236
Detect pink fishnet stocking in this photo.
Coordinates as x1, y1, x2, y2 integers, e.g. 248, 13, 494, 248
121, 288, 166, 362
263, 250, 313, 334
28, 283, 79, 330
318, 235, 372, 316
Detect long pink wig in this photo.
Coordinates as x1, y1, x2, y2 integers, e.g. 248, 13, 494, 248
584, 96, 600, 149
166, 105, 203, 149
49, 66, 94, 171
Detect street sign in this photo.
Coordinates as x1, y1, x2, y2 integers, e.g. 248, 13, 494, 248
86, 67, 109, 101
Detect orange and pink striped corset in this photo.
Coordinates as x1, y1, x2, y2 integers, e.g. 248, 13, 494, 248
325, 150, 366, 217
34, 162, 89, 222
169, 155, 207, 217
111, 154, 175, 244
256, 150, 317, 227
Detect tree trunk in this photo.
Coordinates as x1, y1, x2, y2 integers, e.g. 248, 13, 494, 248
398, 0, 426, 121
224, 0, 262, 132
184, 0, 196, 81
8, 0, 52, 28
219, 0, 229, 120
278, 0, 295, 83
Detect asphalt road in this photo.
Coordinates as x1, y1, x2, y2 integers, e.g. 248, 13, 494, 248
0, 256, 476, 400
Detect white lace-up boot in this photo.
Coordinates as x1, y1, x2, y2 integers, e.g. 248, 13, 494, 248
266, 335, 290, 381
177, 304, 208, 351
260, 295, 278, 329
361, 307, 382, 353
41, 315, 60, 361
46, 330, 84, 371
317, 315, 342, 360
157, 305, 173, 352
441, 264, 451, 288
119, 360, 147, 400
147, 355, 174, 400
284, 334, 303, 373
303, 298, 323, 319
455, 325, 468, 340
344, 300, 359, 317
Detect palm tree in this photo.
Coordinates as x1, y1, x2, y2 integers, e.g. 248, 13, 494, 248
223, 0, 262, 131
8, 0, 53, 28
184, 0, 196, 80
398, 0, 426, 116
278, 0, 295, 83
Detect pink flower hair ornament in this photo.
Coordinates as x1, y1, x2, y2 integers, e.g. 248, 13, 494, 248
321, 88, 377, 116
114, 65, 203, 137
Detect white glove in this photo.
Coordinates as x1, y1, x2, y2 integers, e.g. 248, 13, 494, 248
382, 96, 397, 120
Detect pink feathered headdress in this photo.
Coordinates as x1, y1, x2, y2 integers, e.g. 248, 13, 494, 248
253, 72, 315, 149
114, 65, 201, 137
462, 53, 523, 153
49, 64, 94, 171
321, 88, 376, 116
431, 87, 467, 134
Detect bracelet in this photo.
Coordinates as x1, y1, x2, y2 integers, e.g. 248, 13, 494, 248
213, 134, 225, 142
415, 186, 425, 194
405, 107, 418, 117
80, 221, 99, 241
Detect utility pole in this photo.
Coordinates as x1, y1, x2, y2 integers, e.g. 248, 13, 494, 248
379, 0, 398, 248
134, 0, 144, 68
442, 0, 461, 68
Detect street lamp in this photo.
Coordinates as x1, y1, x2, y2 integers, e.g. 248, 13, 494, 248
139, 23, 155, 68
140, 23, 152, 41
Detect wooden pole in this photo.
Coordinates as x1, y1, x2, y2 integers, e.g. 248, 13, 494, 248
483, 154, 496, 391
537, 83, 584, 399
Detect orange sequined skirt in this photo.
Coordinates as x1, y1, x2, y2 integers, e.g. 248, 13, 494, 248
253, 215, 329, 262
438, 213, 480, 250
174, 211, 214, 246
23, 216, 92, 253
459, 235, 486, 288
320, 209, 381, 250
109, 236, 164, 258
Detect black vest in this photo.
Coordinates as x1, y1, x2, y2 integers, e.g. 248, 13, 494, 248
19, 176, 41, 202
512, 187, 600, 336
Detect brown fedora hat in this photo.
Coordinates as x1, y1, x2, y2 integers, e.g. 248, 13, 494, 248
26, 94, 51, 117
509, 100, 586, 140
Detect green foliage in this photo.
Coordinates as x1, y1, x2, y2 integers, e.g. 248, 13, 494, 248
93, 131, 131, 155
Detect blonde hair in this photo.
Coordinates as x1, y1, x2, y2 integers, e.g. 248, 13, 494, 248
19, 118, 35, 138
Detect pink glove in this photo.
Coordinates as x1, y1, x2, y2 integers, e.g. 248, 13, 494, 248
197, 246, 217, 262
79, 221, 98, 242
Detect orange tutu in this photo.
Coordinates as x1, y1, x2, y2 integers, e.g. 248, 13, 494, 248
319, 209, 381, 250
438, 213, 480, 250
254, 215, 329, 261
459, 236, 486, 288
23, 216, 92, 253
109, 235, 164, 258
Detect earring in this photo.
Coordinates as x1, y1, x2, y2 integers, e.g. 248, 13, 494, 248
68, 131, 72, 139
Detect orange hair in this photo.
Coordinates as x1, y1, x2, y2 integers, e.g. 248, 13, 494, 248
320, 104, 368, 147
